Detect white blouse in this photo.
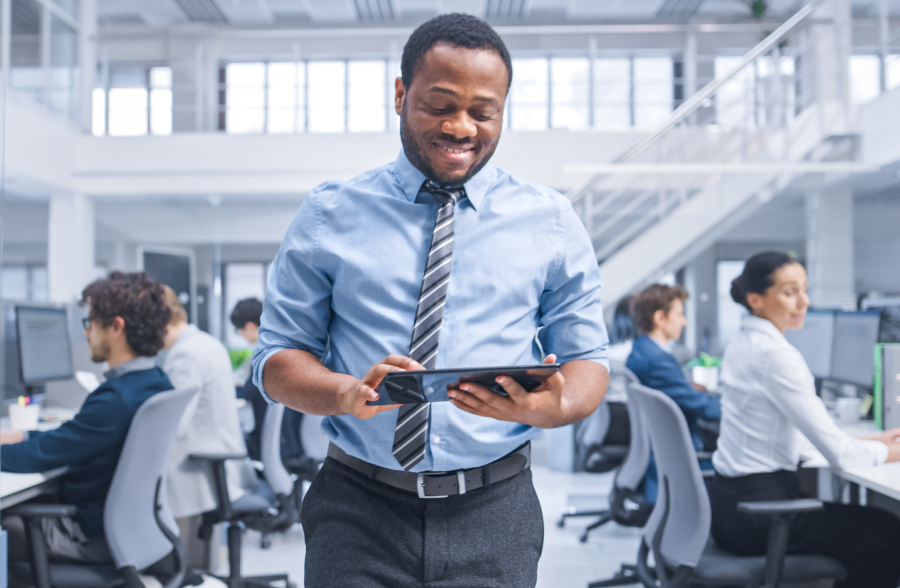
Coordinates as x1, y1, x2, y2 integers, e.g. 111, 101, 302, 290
712, 315, 887, 477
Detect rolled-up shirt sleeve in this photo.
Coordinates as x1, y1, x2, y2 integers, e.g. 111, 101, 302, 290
763, 347, 888, 468
537, 198, 609, 369
252, 192, 332, 402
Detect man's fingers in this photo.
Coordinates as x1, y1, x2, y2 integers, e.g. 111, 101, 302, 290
382, 354, 426, 371
495, 376, 527, 399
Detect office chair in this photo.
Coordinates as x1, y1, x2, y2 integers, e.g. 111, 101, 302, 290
8, 386, 199, 588
192, 402, 295, 587
559, 366, 651, 546
627, 383, 847, 588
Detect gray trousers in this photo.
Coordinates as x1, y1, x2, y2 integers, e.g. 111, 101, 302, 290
2, 515, 112, 564
301, 457, 544, 588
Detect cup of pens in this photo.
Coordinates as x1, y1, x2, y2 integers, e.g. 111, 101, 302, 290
9, 396, 39, 431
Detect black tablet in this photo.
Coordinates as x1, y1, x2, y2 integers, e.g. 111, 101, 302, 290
367, 364, 561, 406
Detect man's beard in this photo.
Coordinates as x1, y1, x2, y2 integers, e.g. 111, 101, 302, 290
89, 339, 110, 363
400, 103, 498, 188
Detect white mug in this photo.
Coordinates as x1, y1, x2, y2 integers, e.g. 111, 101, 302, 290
9, 404, 40, 431
836, 397, 862, 424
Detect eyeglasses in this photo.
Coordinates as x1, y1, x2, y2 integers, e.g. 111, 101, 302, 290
82, 318, 92, 330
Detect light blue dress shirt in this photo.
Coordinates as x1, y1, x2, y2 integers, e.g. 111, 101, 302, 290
253, 150, 609, 472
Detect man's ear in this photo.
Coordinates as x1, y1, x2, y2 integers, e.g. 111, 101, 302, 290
110, 316, 126, 336
652, 309, 666, 330
394, 77, 405, 115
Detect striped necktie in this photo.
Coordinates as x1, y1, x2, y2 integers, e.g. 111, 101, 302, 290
392, 180, 464, 471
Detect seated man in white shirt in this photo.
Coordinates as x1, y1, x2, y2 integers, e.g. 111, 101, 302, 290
711, 251, 900, 588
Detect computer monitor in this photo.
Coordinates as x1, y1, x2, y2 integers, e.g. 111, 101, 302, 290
784, 310, 835, 379
830, 310, 882, 388
879, 306, 900, 343
15, 306, 75, 388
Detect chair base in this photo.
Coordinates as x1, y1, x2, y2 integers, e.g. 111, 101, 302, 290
588, 564, 652, 587
557, 509, 609, 528
210, 573, 293, 588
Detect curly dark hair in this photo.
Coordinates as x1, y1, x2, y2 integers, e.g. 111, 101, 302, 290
401, 13, 512, 90
80, 271, 171, 357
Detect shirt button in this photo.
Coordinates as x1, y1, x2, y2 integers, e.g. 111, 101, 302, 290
433, 436, 442, 444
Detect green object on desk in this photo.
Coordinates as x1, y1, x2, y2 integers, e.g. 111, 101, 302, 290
229, 348, 253, 370
686, 352, 722, 369
874, 343, 900, 430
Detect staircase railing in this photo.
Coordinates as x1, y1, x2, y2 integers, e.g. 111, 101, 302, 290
568, 1, 837, 264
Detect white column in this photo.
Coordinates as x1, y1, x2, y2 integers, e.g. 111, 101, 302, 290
78, 0, 98, 133
806, 183, 855, 307
810, 0, 852, 131
48, 194, 95, 302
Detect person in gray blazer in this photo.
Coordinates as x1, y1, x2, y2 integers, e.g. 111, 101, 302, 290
160, 286, 256, 567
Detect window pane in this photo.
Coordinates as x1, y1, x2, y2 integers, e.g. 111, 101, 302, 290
887, 55, 900, 91
11, 0, 43, 104
633, 57, 673, 128
850, 55, 881, 105
31, 267, 48, 301
51, 0, 78, 18
226, 63, 265, 134
2, 268, 28, 300
308, 61, 346, 132
714, 56, 752, 128
510, 58, 548, 130
348, 61, 386, 132
92, 88, 106, 136
594, 58, 631, 129
108, 88, 148, 136
150, 89, 172, 135
267, 62, 298, 133
150, 66, 172, 88
48, 15, 78, 120
551, 58, 589, 130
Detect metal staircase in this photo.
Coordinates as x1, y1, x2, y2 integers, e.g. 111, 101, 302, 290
568, 2, 856, 307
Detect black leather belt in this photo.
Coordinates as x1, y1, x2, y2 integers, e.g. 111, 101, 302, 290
326, 442, 531, 498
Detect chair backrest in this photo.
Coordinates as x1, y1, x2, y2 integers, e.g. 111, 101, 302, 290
577, 400, 611, 449
300, 414, 329, 461
104, 386, 198, 571
628, 383, 710, 570
614, 376, 651, 491
621, 364, 640, 388
261, 403, 294, 496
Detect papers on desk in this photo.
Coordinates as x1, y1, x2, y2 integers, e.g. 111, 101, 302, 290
75, 371, 101, 393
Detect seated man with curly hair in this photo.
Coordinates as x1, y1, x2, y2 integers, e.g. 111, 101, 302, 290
0, 271, 174, 568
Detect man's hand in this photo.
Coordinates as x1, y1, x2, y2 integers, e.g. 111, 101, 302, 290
338, 355, 425, 419
448, 354, 597, 429
0, 431, 24, 445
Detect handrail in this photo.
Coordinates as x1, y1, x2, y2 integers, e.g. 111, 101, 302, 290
572, 0, 821, 180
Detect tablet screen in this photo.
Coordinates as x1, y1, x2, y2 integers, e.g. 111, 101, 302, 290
368, 364, 561, 406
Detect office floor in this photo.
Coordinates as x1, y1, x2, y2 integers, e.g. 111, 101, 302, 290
190, 454, 644, 587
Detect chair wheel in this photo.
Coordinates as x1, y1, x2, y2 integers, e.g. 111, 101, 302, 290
261, 536, 272, 549
556, 517, 565, 528
579, 532, 589, 543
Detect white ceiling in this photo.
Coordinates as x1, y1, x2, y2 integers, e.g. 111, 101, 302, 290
97, 0, 873, 29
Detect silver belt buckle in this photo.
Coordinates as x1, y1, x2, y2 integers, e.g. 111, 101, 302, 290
417, 471, 467, 499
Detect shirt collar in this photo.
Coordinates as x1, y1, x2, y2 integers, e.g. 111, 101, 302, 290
391, 149, 493, 211
104, 356, 156, 380
741, 314, 787, 342
649, 336, 673, 354
174, 324, 198, 346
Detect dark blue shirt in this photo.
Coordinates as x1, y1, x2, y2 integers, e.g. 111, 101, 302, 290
2, 363, 173, 538
626, 334, 721, 450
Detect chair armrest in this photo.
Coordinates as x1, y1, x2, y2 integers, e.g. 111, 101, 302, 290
189, 452, 247, 462
738, 499, 824, 588
6, 503, 78, 519
696, 451, 713, 460
736, 499, 824, 517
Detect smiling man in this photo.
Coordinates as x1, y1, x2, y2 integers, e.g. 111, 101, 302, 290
254, 13, 609, 587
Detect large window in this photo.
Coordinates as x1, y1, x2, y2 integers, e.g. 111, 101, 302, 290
10, 0, 80, 121
204, 55, 677, 134
94, 66, 173, 137
850, 55, 882, 105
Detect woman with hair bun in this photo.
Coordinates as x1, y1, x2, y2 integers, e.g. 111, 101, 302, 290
710, 251, 900, 587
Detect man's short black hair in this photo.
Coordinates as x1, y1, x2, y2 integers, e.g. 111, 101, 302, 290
231, 297, 263, 329
401, 13, 512, 91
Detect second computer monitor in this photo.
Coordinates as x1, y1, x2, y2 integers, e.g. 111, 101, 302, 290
785, 310, 835, 379
830, 310, 882, 388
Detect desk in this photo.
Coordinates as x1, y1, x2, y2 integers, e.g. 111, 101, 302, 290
827, 420, 900, 504
0, 468, 66, 509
